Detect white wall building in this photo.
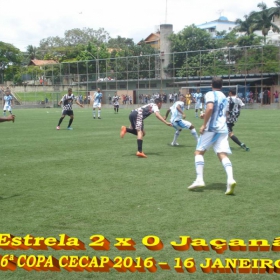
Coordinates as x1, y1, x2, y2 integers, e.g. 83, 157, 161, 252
196, 16, 237, 38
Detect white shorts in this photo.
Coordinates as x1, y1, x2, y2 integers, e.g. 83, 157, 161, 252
195, 102, 202, 110
93, 102, 101, 109
196, 131, 231, 154
172, 119, 192, 130
3, 105, 11, 111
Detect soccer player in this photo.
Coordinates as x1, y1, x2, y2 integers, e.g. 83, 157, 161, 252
112, 92, 120, 113
56, 88, 83, 130
193, 88, 203, 117
188, 77, 236, 195
227, 88, 250, 151
92, 88, 102, 119
185, 91, 192, 110
120, 98, 172, 158
165, 95, 198, 146
3, 88, 13, 116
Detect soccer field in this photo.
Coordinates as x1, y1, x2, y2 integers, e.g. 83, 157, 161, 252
0, 107, 279, 279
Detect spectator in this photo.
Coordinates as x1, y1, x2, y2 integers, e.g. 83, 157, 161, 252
273, 90, 279, 103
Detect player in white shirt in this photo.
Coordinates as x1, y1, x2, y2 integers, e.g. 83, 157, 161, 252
3, 89, 13, 116
120, 98, 172, 158
188, 77, 236, 195
193, 89, 203, 117
92, 88, 102, 119
164, 95, 198, 146
227, 88, 249, 151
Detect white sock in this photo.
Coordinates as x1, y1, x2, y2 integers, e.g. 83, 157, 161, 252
190, 128, 198, 141
195, 155, 204, 181
172, 130, 180, 143
93, 111, 95, 117
98, 110, 101, 117
222, 157, 234, 182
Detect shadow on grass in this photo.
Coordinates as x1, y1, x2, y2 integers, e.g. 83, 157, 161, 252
0, 194, 21, 200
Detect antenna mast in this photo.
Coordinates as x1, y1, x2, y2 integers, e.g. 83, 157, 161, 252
165, 0, 168, 23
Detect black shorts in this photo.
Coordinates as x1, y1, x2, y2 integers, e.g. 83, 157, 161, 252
62, 110, 74, 116
227, 123, 234, 133
129, 110, 144, 131
114, 105, 119, 108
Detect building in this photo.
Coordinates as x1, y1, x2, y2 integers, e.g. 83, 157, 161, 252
196, 16, 237, 38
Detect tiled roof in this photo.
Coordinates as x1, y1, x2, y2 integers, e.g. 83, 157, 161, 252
29, 59, 58, 66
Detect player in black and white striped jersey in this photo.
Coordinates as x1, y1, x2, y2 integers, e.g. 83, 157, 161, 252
112, 92, 120, 113
56, 88, 83, 130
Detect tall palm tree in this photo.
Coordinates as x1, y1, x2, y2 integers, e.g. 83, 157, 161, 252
235, 13, 255, 35
250, 2, 280, 44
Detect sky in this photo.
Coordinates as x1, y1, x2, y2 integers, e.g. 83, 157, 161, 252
0, 0, 278, 51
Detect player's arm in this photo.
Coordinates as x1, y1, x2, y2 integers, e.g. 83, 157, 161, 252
176, 104, 185, 119
75, 99, 84, 108
164, 109, 171, 120
200, 102, 213, 134
155, 111, 172, 126
0, 115, 15, 122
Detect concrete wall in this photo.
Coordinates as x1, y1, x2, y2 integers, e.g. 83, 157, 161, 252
160, 24, 173, 79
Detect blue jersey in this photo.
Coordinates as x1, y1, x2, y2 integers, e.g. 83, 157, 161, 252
94, 92, 102, 103
193, 92, 202, 103
170, 101, 184, 123
4, 95, 13, 106
204, 90, 228, 133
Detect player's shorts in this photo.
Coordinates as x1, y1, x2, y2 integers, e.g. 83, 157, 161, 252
172, 119, 192, 130
195, 102, 202, 110
227, 123, 235, 133
62, 110, 74, 116
93, 102, 101, 108
186, 100, 191, 105
129, 110, 144, 131
3, 105, 11, 111
114, 104, 119, 108
196, 131, 232, 154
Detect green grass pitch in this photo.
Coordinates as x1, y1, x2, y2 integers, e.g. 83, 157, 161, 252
0, 106, 279, 279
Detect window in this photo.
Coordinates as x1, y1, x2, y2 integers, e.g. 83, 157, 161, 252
119, 84, 126, 89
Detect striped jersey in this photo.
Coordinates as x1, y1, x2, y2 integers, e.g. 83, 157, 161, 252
193, 92, 202, 103
226, 96, 244, 124
61, 94, 77, 110
133, 103, 160, 119
93, 92, 102, 103
170, 101, 184, 122
204, 90, 228, 133
4, 95, 13, 106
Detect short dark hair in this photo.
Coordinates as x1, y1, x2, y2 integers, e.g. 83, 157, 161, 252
212, 77, 223, 89
68, 87, 72, 91
229, 88, 236, 95
154, 98, 163, 104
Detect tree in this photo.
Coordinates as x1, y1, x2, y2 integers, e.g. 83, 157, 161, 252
235, 13, 256, 35
0, 42, 22, 83
250, 2, 280, 44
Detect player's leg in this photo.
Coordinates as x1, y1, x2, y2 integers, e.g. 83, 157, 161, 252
67, 111, 74, 129
214, 134, 236, 195
57, 112, 66, 129
188, 132, 216, 189
93, 107, 96, 118
98, 105, 101, 119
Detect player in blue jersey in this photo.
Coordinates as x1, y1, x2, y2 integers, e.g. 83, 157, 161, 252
56, 88, 83, 130
92, 88, 102, 119
3, 88, 13, 116
164, 95, 198, 146
193, 89, 203, 117
188, 77, 236, 195
120, 98, 172, 158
